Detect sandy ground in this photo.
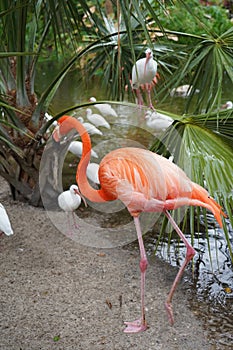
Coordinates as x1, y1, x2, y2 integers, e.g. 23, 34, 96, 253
0, 176, 213, 350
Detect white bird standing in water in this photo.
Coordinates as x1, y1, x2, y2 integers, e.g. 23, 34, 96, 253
77, 117, 103, 136
86, 163, 100, 185
132, 48, 158, 109
221, 101, 233, 109
58, 185, 86, 235
89, 97, 118, 118
145, 110, 173, 132
0, 203, 14, 236
68, 140, 99, 159
86, 108, 111, 129
44, 112, 58, 126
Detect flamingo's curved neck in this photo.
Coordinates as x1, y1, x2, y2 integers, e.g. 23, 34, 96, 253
57, 116, 107, 202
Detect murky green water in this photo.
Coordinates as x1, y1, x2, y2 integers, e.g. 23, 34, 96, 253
144, 220, 233, 349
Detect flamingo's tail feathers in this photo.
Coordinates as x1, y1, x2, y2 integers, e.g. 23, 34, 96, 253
207, 196, 227, 228
191, 183, 227, 228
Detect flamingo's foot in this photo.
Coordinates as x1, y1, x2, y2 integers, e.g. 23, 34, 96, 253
165, 301, 174, 326
123, 319, 148, 333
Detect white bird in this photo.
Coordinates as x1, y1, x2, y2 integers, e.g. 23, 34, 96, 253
221, 101, 233, 109
132, 48, 158, 109
145, 110, 173, 132
77, 117, 103, 136
170, 84, 199, 97
44, 112, 58, 126
43, 113, 58, 140
86, 108, 111, 129
86, 162, 100, 185
58, 185, 86, 235
0, 203, 14, 236
68, 141, 98, 159
89, 97, 118, 118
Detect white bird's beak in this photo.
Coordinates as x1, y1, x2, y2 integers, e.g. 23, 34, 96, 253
144, 51, 151, 75
74, 188, 88, 207
145, 51, 151, 62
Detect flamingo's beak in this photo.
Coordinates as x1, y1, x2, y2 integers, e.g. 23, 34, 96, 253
52, 115, 73, 142
52, 125, 61, 142
74, 188, 88, 208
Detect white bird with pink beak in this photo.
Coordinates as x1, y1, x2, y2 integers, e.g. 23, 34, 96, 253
58, 184, 87, 235
132, 48, 158, 109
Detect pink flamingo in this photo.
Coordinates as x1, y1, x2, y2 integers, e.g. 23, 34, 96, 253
53, 115, 226, 333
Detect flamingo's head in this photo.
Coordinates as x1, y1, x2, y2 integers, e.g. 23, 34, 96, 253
52, 115, 71, 142
57, 115, 70, 125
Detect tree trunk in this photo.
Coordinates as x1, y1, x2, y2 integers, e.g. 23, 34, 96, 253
0, 134, 71, 208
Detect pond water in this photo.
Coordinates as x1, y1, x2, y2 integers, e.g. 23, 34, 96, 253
37, 65, 233, 349
145, 219, 233, 349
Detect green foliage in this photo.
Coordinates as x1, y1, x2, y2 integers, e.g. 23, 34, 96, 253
159, 0, 232, 44
156, 27, 233, 114
150, 108, 233, 261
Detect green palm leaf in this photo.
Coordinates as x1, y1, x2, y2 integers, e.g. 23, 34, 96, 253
151, 113, 233, 261
157, 27, 233, 114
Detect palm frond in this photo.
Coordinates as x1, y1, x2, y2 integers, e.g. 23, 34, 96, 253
0, 136, 24, 158
192, 106, 233, 145
151, 113, 233, 261
157, 26, 233, 114
0, 99, 29, 131
31, 40, 113, 126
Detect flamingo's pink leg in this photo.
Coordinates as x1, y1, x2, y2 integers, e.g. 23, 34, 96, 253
164, 210, 196, 325
124, 216, 148, 333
